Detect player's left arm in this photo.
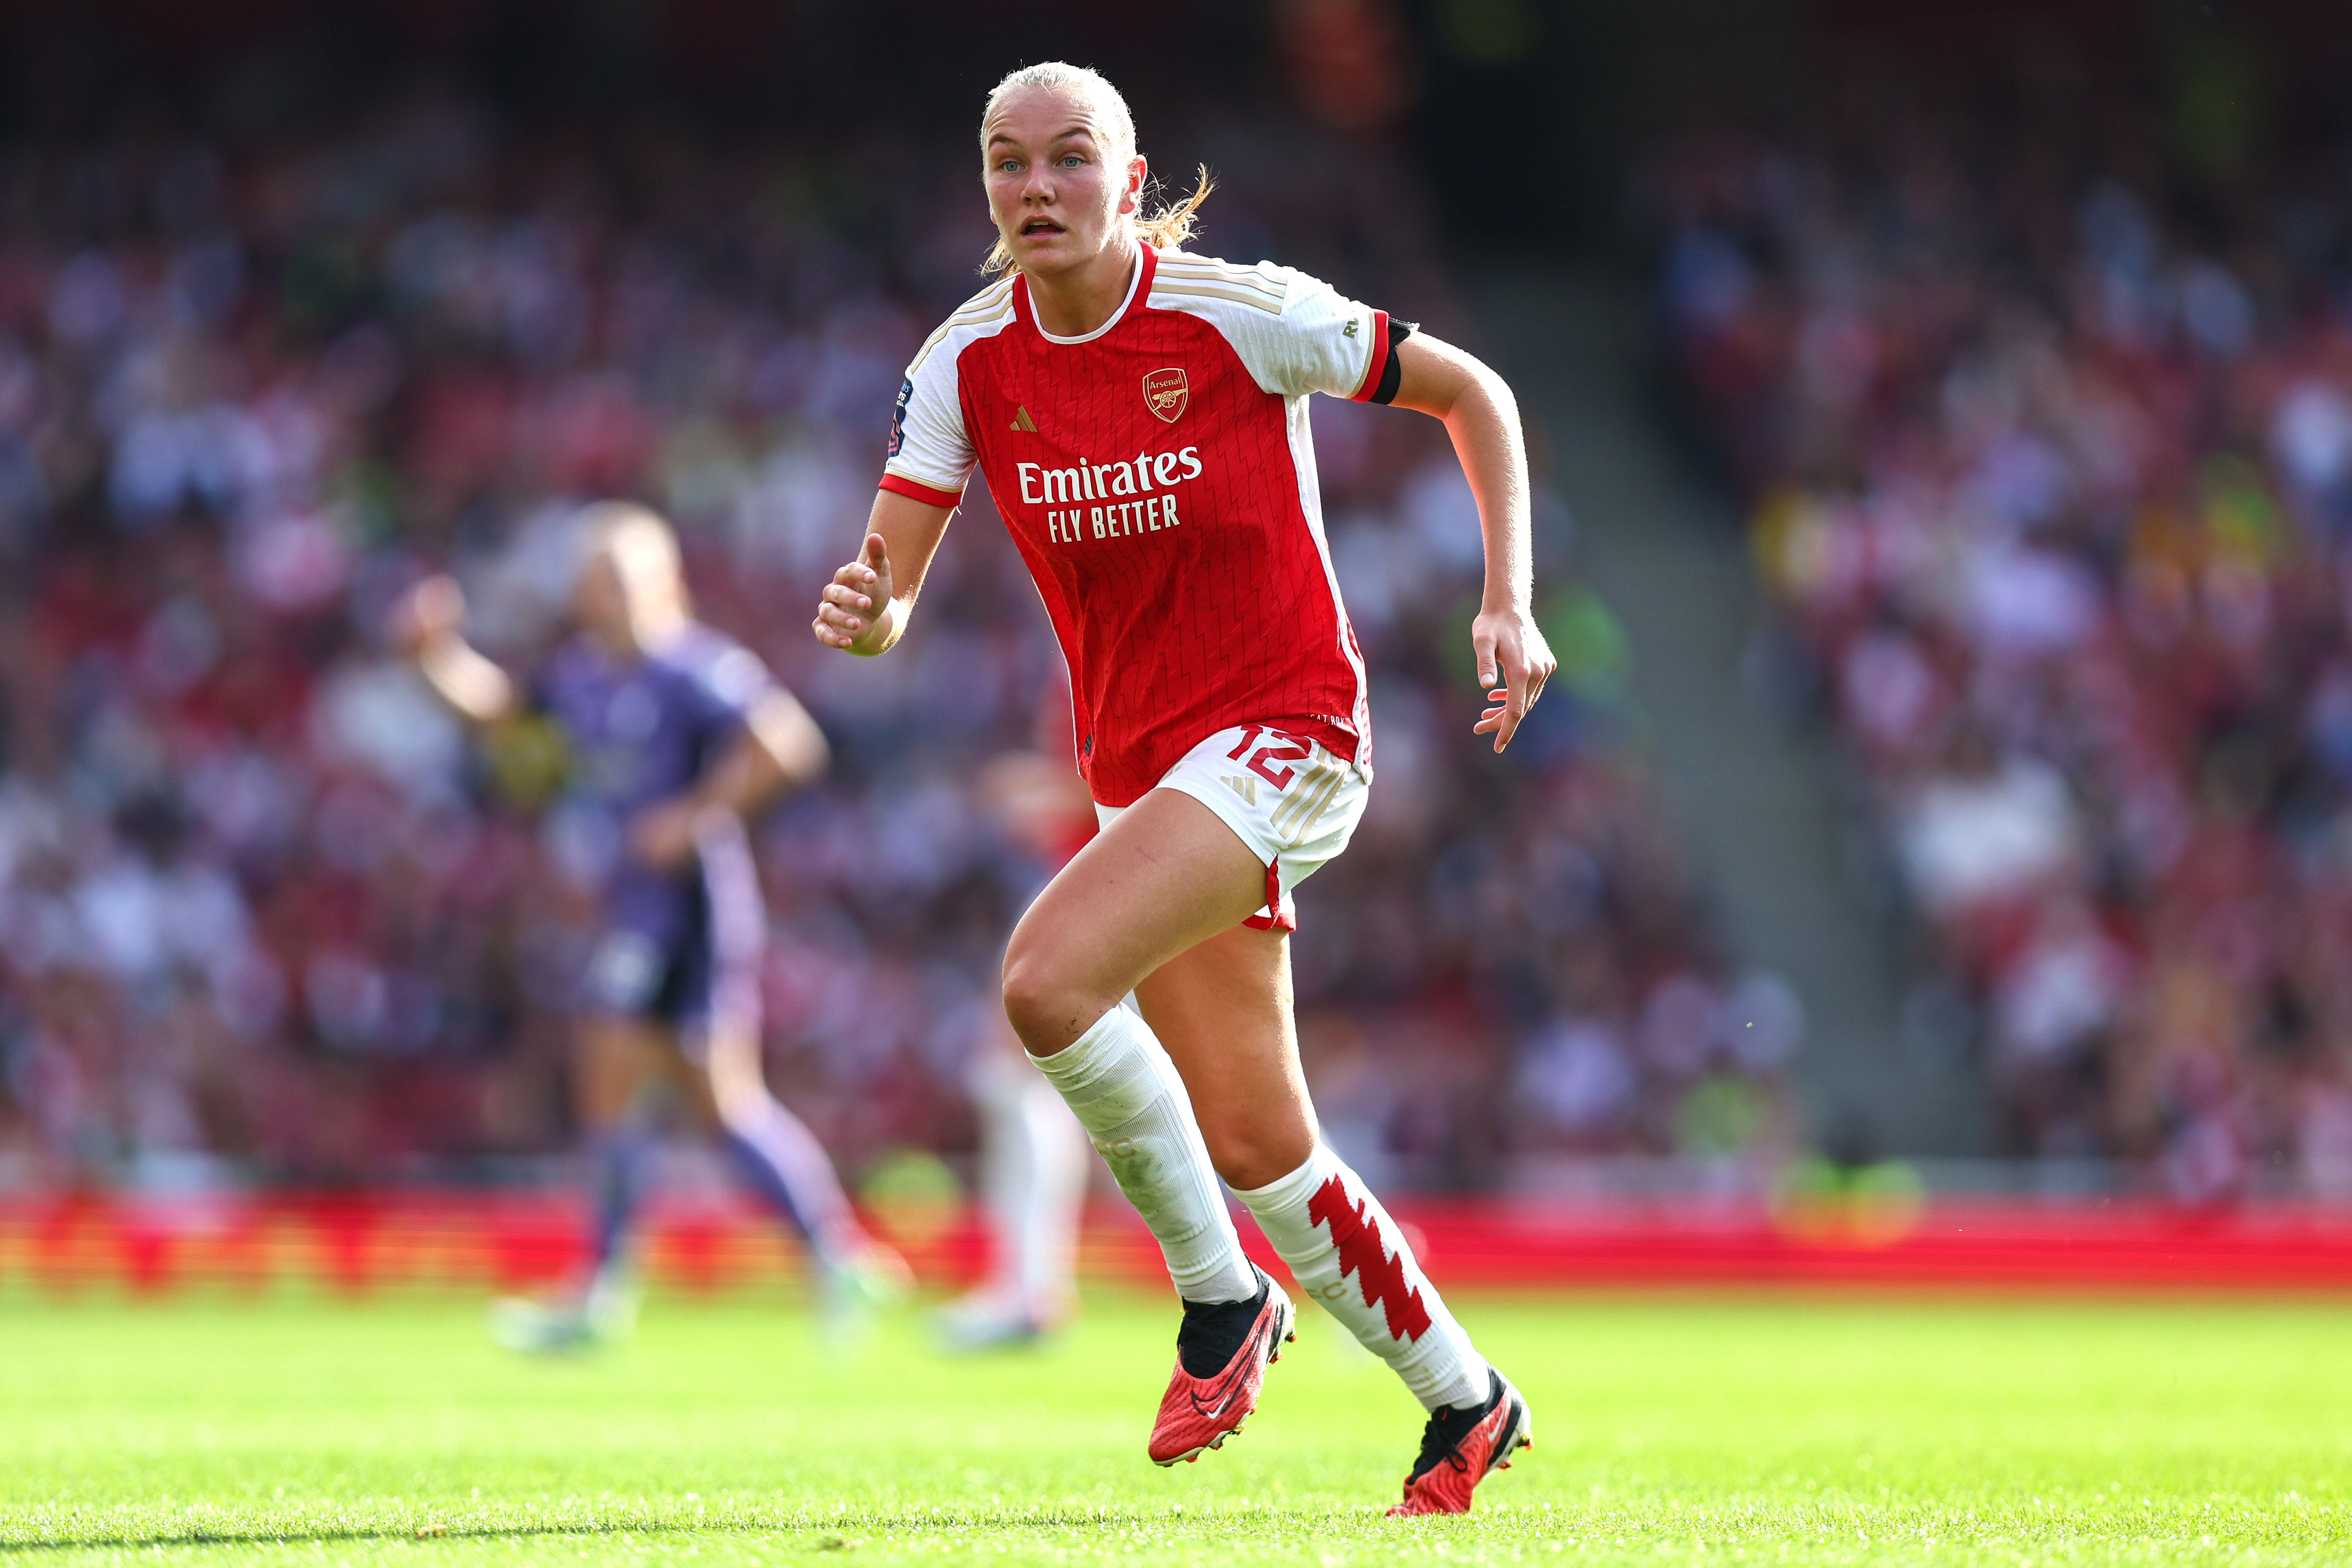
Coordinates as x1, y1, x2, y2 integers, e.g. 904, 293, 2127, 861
628, 687, 829, 870
706, 687, 830, 813
1386, 333, 1558, 753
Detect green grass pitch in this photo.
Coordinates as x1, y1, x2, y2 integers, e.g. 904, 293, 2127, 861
2, 1287, 2347, 1565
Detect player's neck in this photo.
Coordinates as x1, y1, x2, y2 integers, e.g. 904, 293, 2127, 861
587, 602, 689, 660
1026, 237, 1140, 339
629, 604, 690, 655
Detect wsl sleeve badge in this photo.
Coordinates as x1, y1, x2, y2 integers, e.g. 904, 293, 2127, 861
888, 377, 914, 456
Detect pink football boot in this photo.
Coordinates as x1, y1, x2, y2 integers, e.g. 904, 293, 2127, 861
1386, 1369, 1533, 1516
1147, 1267, 1295, 1466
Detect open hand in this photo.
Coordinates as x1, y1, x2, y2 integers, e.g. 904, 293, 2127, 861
1470, 606, 1557, 754
812, 533, 897, 655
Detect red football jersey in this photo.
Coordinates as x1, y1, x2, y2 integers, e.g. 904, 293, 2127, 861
880, 246, 1402, 806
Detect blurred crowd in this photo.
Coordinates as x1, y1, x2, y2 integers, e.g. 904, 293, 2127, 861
1657, 99, 2352, 1196
0, 94, 1784, 1196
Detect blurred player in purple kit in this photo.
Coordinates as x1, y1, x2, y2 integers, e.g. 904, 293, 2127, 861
392, 501, 909, 1348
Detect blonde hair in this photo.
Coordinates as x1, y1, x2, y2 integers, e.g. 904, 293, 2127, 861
573, 499, 691, 619
575, 501, 679, 579
979, 62, 1213, 277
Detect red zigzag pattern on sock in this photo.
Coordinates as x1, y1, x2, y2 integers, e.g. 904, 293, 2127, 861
1306, 1174, 1434, 1343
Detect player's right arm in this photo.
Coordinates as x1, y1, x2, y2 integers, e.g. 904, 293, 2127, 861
820, 288, 1000, 656
389, 573, 518, 725
811, 483, 956, 657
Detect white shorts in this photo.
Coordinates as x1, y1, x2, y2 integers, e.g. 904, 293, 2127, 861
1093, 722, 1371, 932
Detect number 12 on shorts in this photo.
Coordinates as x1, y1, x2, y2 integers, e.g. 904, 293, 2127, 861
1226, 725, 1312, 790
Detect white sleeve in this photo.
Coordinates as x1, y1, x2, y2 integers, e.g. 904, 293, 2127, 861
880, 347, 973, 507
1262, 267, 1388, 400
1149, 255, 1391, 402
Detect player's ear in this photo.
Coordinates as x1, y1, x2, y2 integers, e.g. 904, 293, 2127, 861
1123, 155, 1147, 217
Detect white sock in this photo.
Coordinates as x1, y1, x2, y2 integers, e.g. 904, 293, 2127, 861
1235, 1143, 1489, 1411
1027, 1004, 1256, 1304
971, 1047, 1090, 1316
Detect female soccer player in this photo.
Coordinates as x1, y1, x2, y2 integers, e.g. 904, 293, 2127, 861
396, 502, 909, 1349
813, 65, 1555, 1515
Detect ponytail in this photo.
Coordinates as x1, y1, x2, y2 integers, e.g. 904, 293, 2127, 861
1136, 165, 1215, 253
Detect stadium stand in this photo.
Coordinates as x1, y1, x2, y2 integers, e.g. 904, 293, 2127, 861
0, 92, 1781, 1201
1655, 85, 2352, 1197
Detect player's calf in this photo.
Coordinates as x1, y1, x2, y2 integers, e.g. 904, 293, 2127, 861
1022, 1001, 1257, 1306
1233, 1142, 1491, 1411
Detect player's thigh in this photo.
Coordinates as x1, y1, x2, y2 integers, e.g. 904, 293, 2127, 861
1002, 786, 1268, 1051
573, 1014, 673, 1128
1135, 923, 1315, 1189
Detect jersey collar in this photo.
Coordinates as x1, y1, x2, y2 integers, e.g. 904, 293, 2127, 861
1015, 245, 1157, 345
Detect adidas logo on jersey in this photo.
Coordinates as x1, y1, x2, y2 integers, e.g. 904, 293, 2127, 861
1009, 405, 1039, 433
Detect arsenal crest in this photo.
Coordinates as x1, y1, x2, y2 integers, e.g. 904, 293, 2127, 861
1141, 367, 1189, 423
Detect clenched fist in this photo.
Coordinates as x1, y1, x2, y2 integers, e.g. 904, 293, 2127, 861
812, 533, 899, 656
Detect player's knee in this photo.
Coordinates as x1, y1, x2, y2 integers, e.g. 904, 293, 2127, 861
700, 1030, 764, 1126
1201, 1122, 1313, 1192
706, 1070, 760, 1132
999, 951, 1066, 1055
999, 937, 1094, 1057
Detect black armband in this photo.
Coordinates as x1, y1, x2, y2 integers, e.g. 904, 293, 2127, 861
1369, 319, 1417, 405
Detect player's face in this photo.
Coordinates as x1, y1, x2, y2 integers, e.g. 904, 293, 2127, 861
982, 85, 1144, 277
574, 549, 636, 654
578, 531, 688, 654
